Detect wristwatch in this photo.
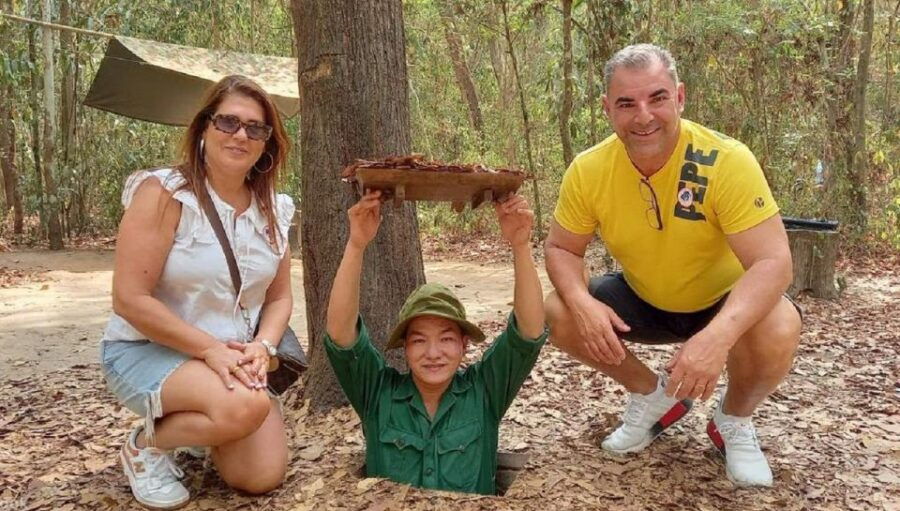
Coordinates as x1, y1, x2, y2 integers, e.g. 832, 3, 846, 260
258, 339, 277, 357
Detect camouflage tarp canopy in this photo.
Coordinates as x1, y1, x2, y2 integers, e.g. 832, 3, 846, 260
84, 36, 299, 126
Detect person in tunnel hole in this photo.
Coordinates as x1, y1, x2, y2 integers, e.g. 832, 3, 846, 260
324, 190, 547, 495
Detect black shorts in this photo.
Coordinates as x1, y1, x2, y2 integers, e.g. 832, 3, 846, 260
587, 272, 801, 344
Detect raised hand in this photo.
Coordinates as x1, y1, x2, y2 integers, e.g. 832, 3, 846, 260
494, 194, 534, 248
348, 190, 383, 250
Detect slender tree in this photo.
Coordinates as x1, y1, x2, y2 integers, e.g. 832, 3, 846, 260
58, 0, 77, 235
847, 0, 875, 231
41, 0, 63, 249
558, 0, 574, 167
292, 0, 426, 410
26, 0, 45, 231
1, 84, 24, 235
59, 0, 77, 165
883, 0, 899, 128
585, 43, 598, 145
439, 1, 486, 154
498, 0, 543, 237
489, 35, 519, 166
0, 0, 23, 234
823, 0, 871, 230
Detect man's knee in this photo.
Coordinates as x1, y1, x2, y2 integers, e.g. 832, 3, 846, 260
740, 297, 802, 358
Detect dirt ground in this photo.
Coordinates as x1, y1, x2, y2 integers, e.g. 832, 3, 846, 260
0, 249, 545, 377
0, 247, 898, 510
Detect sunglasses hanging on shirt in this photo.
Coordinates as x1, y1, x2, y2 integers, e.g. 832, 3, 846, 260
639, 177, 663, 231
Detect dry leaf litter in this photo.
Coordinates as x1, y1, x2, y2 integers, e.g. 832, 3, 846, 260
0, 246, 897, 511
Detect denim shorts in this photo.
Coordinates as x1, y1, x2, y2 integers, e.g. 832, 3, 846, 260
100, 340, 190, 443
588, 272, 802, 344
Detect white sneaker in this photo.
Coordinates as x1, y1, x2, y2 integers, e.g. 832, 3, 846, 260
601, 373, 693, 454
120, 427, 190, 509
707, 399, 773, 487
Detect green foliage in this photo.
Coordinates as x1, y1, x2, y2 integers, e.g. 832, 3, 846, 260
867, 126, 900, 246
1, 0, 298, 239
0, 0, 896, 248
404, 0, 898, 246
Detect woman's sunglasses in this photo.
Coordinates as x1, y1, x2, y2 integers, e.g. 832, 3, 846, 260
210, 114, 273, 142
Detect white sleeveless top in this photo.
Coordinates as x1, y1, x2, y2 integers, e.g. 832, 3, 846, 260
102, 167, 295, 344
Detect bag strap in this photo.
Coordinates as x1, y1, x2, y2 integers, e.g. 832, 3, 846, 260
196, 182, 242, 295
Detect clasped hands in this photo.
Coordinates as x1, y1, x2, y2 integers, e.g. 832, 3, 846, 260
201, 340, 271, 391
572, 299, 731, 401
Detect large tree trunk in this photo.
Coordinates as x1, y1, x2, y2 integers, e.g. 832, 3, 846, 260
558, 0, 574, 167
41, 0, 64, 250
439, 2, 485, 154
293, 0, 426, 410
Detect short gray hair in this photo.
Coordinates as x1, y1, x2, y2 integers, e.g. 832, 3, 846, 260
603, 44, 679, 86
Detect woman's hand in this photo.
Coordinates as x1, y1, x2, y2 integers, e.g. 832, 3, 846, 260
347, 190, 383, 250
495, 194, 534, 248
228, 340, 270, 389
201, 343, 262, 391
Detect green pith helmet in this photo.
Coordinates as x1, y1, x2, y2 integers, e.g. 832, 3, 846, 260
386, 283, 486, 350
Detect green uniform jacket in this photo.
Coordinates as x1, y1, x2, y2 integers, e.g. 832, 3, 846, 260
324, 314, 547, 495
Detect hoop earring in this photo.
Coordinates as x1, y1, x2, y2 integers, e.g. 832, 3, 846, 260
253, 151, 274, 174
198, 139, 206, 163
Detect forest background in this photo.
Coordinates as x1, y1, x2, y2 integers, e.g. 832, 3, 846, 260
1, 1, 899, 509
0, 0, 897, 251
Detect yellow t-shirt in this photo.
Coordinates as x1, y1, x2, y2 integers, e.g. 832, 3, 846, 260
554, 119, 779, 312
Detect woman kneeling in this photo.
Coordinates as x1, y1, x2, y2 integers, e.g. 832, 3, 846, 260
100, 75, 294, 508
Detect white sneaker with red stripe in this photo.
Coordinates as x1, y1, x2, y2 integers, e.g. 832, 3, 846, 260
707, 399, 773, 487
120, 427, 190, 509
601, 373, 693, 454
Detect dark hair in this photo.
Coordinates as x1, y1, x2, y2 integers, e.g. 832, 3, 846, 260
176, 75, 290, 249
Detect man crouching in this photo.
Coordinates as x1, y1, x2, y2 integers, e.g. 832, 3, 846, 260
324, 190, 547, 495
